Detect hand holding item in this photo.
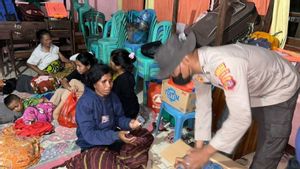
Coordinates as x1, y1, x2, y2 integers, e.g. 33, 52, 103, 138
175, 155, 190, 169
129, 119, 142, 130
39, 71, 49, 76
118, 131, 137, 145
175, 145, 216, 169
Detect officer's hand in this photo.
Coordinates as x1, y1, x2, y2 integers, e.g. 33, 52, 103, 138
182, 145, 216, 169
195, 140, 204, 148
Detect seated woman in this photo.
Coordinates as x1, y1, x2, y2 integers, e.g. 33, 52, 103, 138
50, 52, 97, 119
110, 49, 139, 119
72, 64, 153, 168
26, 29, 73, 78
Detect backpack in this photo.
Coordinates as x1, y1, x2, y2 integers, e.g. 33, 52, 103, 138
185, 0, 258, 47
0, 0, 19, 21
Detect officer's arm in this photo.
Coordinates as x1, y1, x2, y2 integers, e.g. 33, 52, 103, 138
194, 82, 212, 147
209, 59, 252, 153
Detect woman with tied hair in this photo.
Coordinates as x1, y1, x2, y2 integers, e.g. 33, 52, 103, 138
110, 49, 140, 119
50, 52, 97, 119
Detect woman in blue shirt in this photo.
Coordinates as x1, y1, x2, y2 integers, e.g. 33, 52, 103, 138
75, 64, 142, 150
75, 63, 153, 150
73, 64, 154, 168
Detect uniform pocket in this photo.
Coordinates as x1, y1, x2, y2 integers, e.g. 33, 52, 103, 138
270, 123, 291, 138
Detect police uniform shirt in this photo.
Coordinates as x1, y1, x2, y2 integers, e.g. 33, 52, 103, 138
193, 43, 300, 153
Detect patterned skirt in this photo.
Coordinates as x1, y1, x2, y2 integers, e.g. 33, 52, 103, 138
44, 60, 75, 80
53, 128, 154, 169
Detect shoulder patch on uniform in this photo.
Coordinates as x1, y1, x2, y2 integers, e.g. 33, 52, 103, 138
215, 63, 236, 90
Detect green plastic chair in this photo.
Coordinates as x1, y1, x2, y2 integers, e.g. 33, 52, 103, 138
126, 10, 139, 23
72, 0, 92, 32
134, 21, 172, 104
90, 10, 127, 64
83, 10, 105, 50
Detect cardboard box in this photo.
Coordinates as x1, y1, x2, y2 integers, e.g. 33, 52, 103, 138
160, 140, 247, 169
161, 80, 196, 113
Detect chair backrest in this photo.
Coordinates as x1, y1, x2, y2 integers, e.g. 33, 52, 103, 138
141, 9, 157, 42
110, 10, 127, 38
103, 20, 112, 38
83, 10, 105, 37
72, 0, 89, 9
126, 10, 139, 23
110, 11, 127, 47
9, 29, 37, 49
101, 11, 127, 48
9, 29, 37, 77
151, 21, 172, 43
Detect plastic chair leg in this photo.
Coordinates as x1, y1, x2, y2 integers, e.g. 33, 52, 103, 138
187, 119, 194, 129
143, 80, 148, 105
134, 69, 138, 92
173, 117, 184, 142
90, 43, 100, 62
155, 106, 164, 136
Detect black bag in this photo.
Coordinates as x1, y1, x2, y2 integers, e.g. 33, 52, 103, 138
17, 3, 45, 21
0, 0, 20, 21
3, 78, 17, 94
141, 41, 162, 59
186, 0, 258, 47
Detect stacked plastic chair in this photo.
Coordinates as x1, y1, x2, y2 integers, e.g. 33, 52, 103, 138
155, 101, 195, 142
124, 9, 157, 53
134, 21, 172, 104
83, 10, 105, 50
72, 0, 91, 32
90, 10, 127, 64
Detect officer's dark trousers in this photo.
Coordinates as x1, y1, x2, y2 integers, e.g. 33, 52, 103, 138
250, 91, 299, 169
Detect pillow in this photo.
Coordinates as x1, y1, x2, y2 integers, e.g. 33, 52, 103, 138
0, 103, 20, 124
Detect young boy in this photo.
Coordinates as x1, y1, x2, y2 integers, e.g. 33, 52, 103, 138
4, 94, 53, 125
4, 94, 46, 113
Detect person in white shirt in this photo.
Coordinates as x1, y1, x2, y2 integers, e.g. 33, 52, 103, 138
154, 32, 300, 169
27, 29, 69, 75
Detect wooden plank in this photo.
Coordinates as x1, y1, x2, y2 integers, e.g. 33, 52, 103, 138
285, 44, 300, 53
286, 37, 300, 47
50, 30, 72, 38
290, 12, 300, 17
47, 20, 71, 30
0, 22, 46, 40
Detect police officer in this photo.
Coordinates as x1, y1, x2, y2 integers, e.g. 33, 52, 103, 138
154, 32, 300, 169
